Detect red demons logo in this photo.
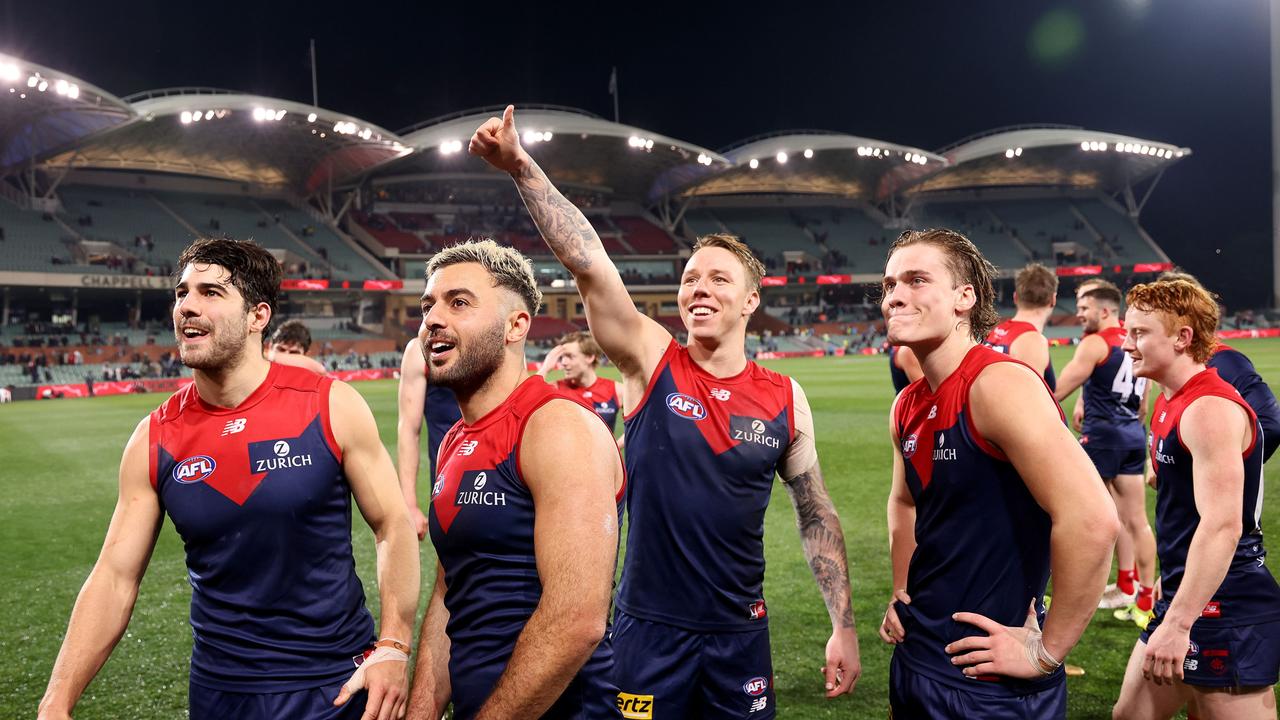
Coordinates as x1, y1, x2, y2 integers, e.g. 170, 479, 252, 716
742, 677, 769, 696
665, 392, 706, 421
748, 599, 767, 620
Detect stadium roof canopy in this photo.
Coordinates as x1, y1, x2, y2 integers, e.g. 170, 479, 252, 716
677, 130, 947, 204
384, 105, 730, 203
908, 125, 1191, 195
38, 89, 411, 195
0, 53, 136, 175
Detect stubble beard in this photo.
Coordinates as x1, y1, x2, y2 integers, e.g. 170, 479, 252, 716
427, 319, 506, 397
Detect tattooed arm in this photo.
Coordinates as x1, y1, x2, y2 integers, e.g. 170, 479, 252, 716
781, 380, 860, 698
468, 105, 670, 391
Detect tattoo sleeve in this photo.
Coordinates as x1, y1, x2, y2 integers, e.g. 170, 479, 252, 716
512, 160, 601, 273
785, 463, 855, 629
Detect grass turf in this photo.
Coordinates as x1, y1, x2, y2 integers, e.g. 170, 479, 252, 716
4, 338, 1280, 718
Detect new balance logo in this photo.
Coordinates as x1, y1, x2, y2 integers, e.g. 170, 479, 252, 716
457, 440, 479, 456
710, 388, 732, 401
927, 405, 937, 419
221, 418, 247, 436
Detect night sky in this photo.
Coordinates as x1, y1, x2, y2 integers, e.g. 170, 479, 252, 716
3, 1, 1272, 308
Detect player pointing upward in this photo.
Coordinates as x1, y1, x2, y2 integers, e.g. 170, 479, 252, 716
471, 105, 860, 718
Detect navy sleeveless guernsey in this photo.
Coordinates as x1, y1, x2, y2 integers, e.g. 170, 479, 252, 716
428, 376, 623, 718
1209, 344, 1280, 462
889, 346, 911, 394
617, 340, 795, 631
1080, 326, 1147, 449
983, 319, 1057, 391
557, 376, 621, 432
150, 362, 374, 692
892, 345, 1064, 696
424, 383, 462, 479
1148, 369, 1280, 626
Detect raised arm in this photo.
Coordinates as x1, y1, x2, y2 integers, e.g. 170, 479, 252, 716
330, 380, 421, 718
1053, 335, 1105, 403
469, 105, 671, 382
474, 399, 622, 719
779, 380, 859, 698
407, 561, 452, 720
1142, 396, 1249, 684
39, 417, 163, 720
952, 363, 1119, 678
397, 338, 429, 540
535, 344, 565, 379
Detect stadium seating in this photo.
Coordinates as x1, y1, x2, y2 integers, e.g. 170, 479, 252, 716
58, 186, 194, 268
612, 216, 679, 254
0, 202, 83, 271
907, 202, 1029, 270
1072, 199, 1162, 265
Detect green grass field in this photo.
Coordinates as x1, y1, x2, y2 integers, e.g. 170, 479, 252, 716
5, 339, 1280, 718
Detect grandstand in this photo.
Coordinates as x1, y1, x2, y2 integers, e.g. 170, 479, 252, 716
0, 52, 1194, 397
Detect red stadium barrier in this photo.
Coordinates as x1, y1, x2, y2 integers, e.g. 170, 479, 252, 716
328, 368, 398, 382
1055, 265, 1103, 276
281, 278, 331, 290
815, 274, 853, 285
755, 348, 846, 359
1218, 328, 1280, 340
362, 279, 405, 291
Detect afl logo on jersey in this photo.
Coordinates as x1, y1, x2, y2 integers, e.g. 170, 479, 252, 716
666, 392, 707, 421
902, 433, 919, 459
431, 474, 444, 498
173, 455, 216, 484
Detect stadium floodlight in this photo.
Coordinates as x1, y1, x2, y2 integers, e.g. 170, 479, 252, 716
523, 130, 539, 144
749, 158, 759, 169
180, 111, 193, 124
873, 148, 882, 157
776, 151, 788, 164
645, 139, 654, 150
26, 74, 37, 88
0, 62, 18, 82
628, 135, 642, 148
36, 79, 47, 92
275, 109, 286, 121
1005, 148, 1015, 158
1015, 147, 1023, 156
191, 111, 201, 122
1081, 141, 1090, 151
204, 110, 214, 120
804, 148, 813, 158
54, 79, 67, 95
307, 112, 317, 123
1100, 142, 1108, 151
543, 131, 553, 142
254, 107, 265, 121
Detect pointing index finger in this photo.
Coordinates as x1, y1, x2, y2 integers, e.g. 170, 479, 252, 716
952, 611, 1001, 635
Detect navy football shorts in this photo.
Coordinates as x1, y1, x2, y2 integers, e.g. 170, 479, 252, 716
1083, 445, 1146, 478
889, 653, 1066, 720
612, 610, 775, 719
189, 678, 366, 720
1141, 611, 1280, 688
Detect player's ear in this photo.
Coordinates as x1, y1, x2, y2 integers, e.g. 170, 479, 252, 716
505, 306, 531, 344
743, 288, 760, 317
248, 302, 271, 335
1174, 325, 1194, 355
954, 283, 976, 313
